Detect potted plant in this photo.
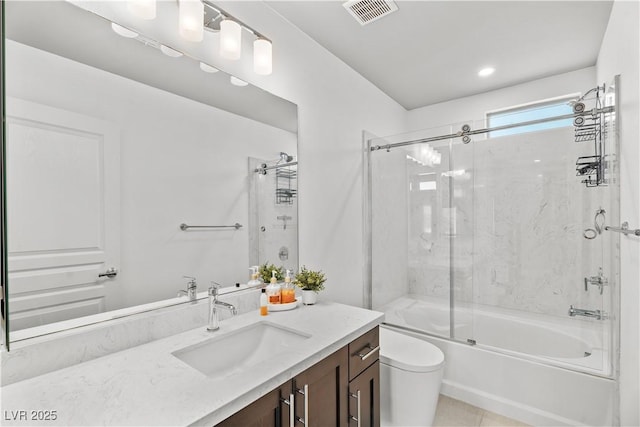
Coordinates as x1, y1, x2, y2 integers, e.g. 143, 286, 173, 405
259, 262, 284, 284
294, 266, 326, 305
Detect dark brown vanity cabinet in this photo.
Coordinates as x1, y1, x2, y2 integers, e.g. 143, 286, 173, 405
216, 326, 379, 427
217, 381, 293, 427
347, 326, 380, 427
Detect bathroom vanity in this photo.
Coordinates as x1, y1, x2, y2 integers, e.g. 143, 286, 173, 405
0, 302, 382, 426
218, 324, 380, 426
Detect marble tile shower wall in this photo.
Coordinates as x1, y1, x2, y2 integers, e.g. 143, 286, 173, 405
405, 126, 612, 317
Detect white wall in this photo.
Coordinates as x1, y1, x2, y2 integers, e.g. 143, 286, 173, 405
406, 67, 595, 130
209, 2, 408, 306
6, 40, 296, 310
596, 1, 640, 425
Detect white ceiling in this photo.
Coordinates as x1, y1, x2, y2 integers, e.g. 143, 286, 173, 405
267, 0, 614, 110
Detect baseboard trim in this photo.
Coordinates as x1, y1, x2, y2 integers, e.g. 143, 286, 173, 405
441, 379, 581, 427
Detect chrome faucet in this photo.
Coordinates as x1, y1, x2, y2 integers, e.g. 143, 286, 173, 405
207, 284, 237, 332
568, 305, 606, 320
178, 276, 198, 302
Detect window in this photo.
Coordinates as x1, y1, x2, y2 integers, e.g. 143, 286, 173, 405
487, 96, 576, 138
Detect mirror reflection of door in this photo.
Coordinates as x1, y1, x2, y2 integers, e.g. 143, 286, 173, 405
7, 98, 120, 331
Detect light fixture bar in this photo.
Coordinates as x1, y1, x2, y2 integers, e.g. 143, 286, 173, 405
201, 0, 271, 42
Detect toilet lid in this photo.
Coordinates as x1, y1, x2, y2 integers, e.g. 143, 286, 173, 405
379, 327, 445, 373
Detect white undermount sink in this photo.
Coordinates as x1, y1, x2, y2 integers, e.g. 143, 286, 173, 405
172, 322, 311, 378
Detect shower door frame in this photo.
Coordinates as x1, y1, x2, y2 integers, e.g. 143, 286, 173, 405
364, 76, 621, 380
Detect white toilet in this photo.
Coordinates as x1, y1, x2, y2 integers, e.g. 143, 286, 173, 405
380, 326, 445, 427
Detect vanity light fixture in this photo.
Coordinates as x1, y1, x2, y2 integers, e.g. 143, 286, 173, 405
253, 38, 272, 75
220, 19, 242, 60
111, 22, 139, 38
119, 0, 273, 75
128, 0, 156, 20
478, 67, 495, 77
160, 44, 183, 58
179, 0, 205, 42
230, 76, 248, 87
199, 62, 219, 73
203, 1, 273, 75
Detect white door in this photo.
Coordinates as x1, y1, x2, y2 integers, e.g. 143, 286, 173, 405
6, 97, 120, 333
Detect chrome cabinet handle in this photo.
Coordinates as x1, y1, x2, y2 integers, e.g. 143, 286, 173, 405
281, 393, 295, 426
295, 384, 309, 425
98, 267, 118, 279
349, 390, 361, 426
355, 344, 380, 361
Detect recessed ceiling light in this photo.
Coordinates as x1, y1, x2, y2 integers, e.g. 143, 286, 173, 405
230, 76, 248, 86
160, 45, 183, 58
199, 62, 219, 73
111, 22, 138, 38
478, 67, 495, 77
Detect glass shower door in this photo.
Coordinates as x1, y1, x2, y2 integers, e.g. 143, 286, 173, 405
370, 125, 474, 342
465, 105, 615, 375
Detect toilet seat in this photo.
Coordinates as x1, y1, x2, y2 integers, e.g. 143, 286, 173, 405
380, 327, 445, 373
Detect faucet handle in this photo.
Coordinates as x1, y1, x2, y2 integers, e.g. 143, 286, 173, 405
209, 281, 222, 296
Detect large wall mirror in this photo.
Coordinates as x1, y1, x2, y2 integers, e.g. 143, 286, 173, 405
2, 1, 298, 344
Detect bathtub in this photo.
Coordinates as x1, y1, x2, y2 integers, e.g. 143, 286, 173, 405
379, 296, 616, 426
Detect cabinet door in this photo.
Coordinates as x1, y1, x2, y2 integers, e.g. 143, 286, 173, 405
293, 347, 349, 426
217, 381, 293, 427
348, 360, 380, 427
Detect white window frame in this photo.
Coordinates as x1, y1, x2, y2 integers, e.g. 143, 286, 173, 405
485, 93, 580, 138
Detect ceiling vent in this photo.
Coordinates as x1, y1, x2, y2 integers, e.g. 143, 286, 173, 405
343, 0, 398, 26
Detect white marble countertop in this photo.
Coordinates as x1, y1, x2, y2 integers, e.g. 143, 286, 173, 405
0, 302, 383, 426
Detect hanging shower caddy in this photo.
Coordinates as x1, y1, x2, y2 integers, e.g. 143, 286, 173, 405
275, 167, 297, 204
574, 84, 614, 187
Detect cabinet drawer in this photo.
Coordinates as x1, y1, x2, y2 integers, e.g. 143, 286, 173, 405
348, 326, 379, 381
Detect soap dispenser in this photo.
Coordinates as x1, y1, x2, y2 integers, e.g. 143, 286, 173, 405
248, 266, 263, 287
266, 270, 281, 304
281, 269, 296, 303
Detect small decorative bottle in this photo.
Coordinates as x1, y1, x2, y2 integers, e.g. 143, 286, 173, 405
266, 270, 281, 304
260, 289, 268, 316
281, 269, 296, 304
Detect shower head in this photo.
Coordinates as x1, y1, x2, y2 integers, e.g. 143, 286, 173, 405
279, 152, 294, 163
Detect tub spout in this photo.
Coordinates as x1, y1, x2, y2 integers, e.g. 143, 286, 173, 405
568, 305, 605, 320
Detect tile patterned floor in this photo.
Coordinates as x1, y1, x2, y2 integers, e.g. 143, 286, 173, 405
433, 395, 530, 427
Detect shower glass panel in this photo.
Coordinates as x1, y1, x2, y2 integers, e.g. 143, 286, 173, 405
370, 124, 474, 343
467, 121, 610, 373
368, 81, 618, 377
